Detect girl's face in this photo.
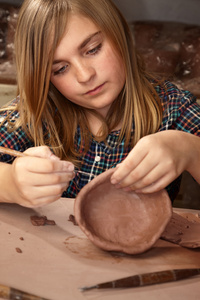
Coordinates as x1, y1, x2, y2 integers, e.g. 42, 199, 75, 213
50, 13, 126, 117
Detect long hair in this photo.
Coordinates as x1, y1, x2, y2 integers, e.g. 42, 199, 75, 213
4, 0, 163, 164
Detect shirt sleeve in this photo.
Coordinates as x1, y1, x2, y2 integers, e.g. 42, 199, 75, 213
0, 109, 33, 163
157, 81, 200, 136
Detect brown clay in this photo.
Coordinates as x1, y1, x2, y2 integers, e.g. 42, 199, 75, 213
30, 215, 56, 226
161, 212, 200, 248
74, 168, 172, 254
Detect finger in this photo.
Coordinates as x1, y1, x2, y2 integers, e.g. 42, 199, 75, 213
20, 182, 68, 203
122, 163, 168, 190
24, 146, 57, 159
113, 158, 158, 189
134, 173, 173, 194
111, 148, 148, 184
19, 194, 63, 208
23, 171, 75, 186
21, 156, 74, 173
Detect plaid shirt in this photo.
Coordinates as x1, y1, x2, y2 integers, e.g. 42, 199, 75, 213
0, 81, 200, 201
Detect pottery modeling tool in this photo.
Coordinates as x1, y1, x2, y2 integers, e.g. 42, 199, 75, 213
80, 268, 200, 291
0, 146, 93, 176
0, 146, 26, 158
0, 284, 50, 300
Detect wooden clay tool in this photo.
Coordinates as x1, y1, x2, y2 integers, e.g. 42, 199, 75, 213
0, 146, 92, 176
80, 268, 200, 291
0, 284, 49, 300
0, 146, 26, 158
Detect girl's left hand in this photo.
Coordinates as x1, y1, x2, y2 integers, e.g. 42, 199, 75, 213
110, 130, 196, 193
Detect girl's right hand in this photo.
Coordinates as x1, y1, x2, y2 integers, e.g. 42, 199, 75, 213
4, 146, 75, 207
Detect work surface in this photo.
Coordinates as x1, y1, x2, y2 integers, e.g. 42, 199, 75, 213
0, 198, 199, 300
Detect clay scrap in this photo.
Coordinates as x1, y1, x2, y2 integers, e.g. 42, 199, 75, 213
15, 247, 22, 253
74, 168, 172, 255
30, 215, 56, 226
68, 214, 78, 226
161, 211, 200, 248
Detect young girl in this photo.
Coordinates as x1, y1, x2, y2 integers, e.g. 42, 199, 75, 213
0, 0, 200, 208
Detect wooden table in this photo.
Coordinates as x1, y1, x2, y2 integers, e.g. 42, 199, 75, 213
0, 198, 199, 300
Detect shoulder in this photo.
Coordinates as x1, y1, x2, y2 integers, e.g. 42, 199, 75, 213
0, 98, 20, 122
154, 81, 200, 134
0, 98, 33, 158
153, 80, 197, 109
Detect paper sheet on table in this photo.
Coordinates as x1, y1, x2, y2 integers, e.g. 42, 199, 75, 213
0, 199, 200, 300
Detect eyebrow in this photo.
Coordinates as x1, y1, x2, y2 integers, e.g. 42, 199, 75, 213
79, 31, 101, 49
52, 31, 102, 65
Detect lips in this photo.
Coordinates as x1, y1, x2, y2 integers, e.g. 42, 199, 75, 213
85, 83, 105, 95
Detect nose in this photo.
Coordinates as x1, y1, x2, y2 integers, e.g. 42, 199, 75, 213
74, 60, 95, 83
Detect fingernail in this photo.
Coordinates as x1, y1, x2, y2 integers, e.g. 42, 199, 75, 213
67, 164, 74, 172
50, 154, 60, 160
111, 178, 117, 184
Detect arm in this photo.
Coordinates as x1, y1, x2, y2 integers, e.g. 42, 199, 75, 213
0, 146, 75, 207
185, 132, 200, 183
111, 82, 200, 194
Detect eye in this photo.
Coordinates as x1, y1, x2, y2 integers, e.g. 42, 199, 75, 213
53, 65, 68, 76
87, 43, 102, 55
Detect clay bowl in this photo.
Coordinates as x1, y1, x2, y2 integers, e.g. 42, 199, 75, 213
74, 168, 172, 254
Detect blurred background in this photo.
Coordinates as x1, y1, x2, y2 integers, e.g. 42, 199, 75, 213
1, 0, 200, 24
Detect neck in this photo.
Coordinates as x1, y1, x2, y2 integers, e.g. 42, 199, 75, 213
85, 110, 122, 136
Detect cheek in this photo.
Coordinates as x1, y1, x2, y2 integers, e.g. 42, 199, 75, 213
103, 49, 126, 83
51, 77, 75, 97
112, 60, 126, 87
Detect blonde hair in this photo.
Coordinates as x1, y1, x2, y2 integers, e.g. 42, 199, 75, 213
3, 0, 162, 164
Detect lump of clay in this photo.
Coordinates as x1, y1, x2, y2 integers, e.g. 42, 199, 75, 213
74, 168, 172, 255
161, 212, 200, 248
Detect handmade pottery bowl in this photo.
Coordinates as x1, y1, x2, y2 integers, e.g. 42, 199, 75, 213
74, 168, 172, 254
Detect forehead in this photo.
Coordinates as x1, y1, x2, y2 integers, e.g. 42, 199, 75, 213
67, 13, 99, 33
53, 14, 100, 57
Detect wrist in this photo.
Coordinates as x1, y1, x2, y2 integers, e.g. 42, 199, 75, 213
184, 133, 200, 183
0, 162, 16, 203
